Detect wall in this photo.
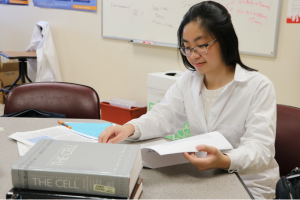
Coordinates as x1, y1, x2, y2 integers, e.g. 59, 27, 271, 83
0, 0, 299, 107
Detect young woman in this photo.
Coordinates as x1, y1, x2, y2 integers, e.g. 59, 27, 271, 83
99, 1, 279, 199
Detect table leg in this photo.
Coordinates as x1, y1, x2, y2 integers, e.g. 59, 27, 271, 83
24, 61, 32, 83
19, 60, 26, 84
1, 59, 33, 92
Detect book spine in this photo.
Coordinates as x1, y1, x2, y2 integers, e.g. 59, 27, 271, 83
12, 169, 130, 198
6, 193, 127, 200
8, 188, 127, 199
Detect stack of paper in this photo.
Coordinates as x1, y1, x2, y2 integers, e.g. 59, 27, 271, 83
9, 122, 114, 156
9, 126, 98, 156
140, 131, 234, 168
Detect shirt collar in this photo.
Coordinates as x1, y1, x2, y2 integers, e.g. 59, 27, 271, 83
191, 64, 248, 82
233, 64, 247, 82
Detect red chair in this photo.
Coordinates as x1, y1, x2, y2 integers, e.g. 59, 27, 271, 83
4, 82, 100, 119
275, 104, 300, 176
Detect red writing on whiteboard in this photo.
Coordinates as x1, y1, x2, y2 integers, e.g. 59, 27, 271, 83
249, 17, 263, 26
258, 2, 270, 10
226, 0, 270, 26
237, 9, 244, 14
226, 0, 270, 10
226, 0, 235, 9
239, 0, 254, 5
245, 10, 267, 20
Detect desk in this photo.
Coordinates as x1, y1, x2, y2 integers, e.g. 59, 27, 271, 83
0, 117, 253, 199
0, 51, 36, 93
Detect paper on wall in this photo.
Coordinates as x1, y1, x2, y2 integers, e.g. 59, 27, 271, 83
287, 0, 300, 23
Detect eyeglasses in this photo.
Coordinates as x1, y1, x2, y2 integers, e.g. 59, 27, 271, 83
179, 39, 217, 56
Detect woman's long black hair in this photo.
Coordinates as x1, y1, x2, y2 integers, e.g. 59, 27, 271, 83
177, 1, 257, 72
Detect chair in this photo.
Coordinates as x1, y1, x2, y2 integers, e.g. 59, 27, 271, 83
275, 104, 300, 176
4, 82, 100, 119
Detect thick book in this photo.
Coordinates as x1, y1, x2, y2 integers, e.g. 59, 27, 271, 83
6, 178, 143, 199
11, 139, 142, 198
140, 131, 233, 168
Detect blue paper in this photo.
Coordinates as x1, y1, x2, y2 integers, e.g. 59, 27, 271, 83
0, 0, 28, 5
66, 122, 113, 139
32, 0, 97, 12
28, 136, 53, 144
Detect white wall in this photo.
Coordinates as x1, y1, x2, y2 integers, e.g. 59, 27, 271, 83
0, 0, 300, 107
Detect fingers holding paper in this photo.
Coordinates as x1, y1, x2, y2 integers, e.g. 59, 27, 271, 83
98, 124, 135, 143
183, 144, 231, 171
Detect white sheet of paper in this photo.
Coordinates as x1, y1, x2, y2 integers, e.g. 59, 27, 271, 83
17, 141, 32, 156
141, 131, 233, 168
139, 138, 169, 149
9, 126, 98, 147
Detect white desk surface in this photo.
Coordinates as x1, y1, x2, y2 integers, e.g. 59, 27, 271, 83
0, 117, 253, 199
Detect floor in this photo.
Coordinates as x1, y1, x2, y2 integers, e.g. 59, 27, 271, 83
0, 103, 4, 115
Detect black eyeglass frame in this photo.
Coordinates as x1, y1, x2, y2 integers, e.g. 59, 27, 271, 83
179, 39, 217, 56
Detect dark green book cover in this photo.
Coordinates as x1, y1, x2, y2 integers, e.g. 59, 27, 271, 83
11, 139, 142, 198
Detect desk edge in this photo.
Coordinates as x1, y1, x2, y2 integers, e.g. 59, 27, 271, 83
0, 52, 37, 59
234, 172, 255, 199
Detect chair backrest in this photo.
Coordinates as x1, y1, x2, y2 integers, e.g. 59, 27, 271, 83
276, 104, 300, 176
4, 82, 100, 119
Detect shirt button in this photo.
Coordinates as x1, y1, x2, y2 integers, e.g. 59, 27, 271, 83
211, 111, 216, 117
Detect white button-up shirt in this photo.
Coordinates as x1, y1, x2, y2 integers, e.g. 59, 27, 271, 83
129, 64, 279, 199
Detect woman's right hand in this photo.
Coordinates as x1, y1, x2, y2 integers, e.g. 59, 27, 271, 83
98, 124, 135, 143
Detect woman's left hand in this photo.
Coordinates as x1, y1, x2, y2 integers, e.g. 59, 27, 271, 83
183, 144, 231, 171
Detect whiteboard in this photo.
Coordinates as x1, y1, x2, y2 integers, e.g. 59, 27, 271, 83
102, 0, 281, 57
